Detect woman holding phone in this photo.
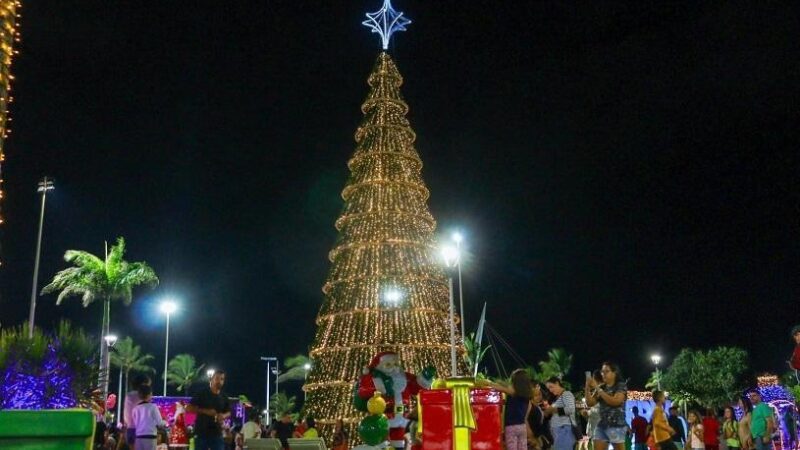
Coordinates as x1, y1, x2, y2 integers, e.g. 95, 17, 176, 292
585, 362, 628, 450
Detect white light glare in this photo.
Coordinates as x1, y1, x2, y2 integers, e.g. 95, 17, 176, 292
303, 363, 312, 370
207, 369, 216, 378
441, 245, 460, 267
651, 354, 662, 365
452, 232, 463, 244
159, 300, 178, 315
104, 334, 118, 347
384, 289, 402, 303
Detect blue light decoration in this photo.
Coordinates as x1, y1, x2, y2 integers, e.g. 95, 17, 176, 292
734, 375, 800, 450
362, 0, 411, 50
0, 343, 77, 409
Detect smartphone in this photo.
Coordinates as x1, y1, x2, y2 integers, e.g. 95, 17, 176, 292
585, 371, 592, 380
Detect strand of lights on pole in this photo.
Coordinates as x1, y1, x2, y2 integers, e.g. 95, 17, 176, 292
0, 1, 23, 243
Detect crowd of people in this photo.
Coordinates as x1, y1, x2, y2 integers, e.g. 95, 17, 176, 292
93, 370, 338, 450
484, 361, 791, 450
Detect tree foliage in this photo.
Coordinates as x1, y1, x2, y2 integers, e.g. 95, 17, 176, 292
528, 348, 574, 387
661, 347, 749, 408
166, 354, 205, 394
269, 392, 298, 420
42, 237, 159, 307
277, 354, 311, 383
463, 332, 491, 377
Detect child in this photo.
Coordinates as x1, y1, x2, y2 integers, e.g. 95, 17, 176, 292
131, 384, 166, 450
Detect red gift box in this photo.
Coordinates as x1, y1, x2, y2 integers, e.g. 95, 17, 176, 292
419, 383, 504, 450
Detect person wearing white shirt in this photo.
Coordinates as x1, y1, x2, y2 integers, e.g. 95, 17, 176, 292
124, 374, 152, 447
132, 385, 166, 450
241, 414, 262, 440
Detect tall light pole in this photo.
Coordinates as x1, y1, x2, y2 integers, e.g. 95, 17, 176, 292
303, 363, 311, 401
442, 244, 460, 377
27, 176, 54, 338
260, 356, 277, 425
104, 334, 118, 416
651, 354, 662, 390
159, 300, 178, 396
452, 232, 465, 339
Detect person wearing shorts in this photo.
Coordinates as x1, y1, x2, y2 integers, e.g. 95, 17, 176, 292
586, 362, 628, 450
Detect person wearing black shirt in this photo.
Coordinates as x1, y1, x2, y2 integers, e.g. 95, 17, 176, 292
187, 371, 231, 450
668, 406, 686, 448
270, 414, 295, 450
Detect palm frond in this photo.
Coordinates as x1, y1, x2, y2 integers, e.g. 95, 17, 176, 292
63, 250, 104, 271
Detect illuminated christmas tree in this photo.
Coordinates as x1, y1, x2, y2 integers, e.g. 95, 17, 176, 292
304, 2, 461, 438
0, 0, 21, 236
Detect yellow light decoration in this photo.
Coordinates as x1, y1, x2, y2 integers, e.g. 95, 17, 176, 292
304, 52, 465, 443
0, 0, 20, 239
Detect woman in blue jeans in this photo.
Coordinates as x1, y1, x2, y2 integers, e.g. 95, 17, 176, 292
545, 376, 577, 450
585, 362, 628, 450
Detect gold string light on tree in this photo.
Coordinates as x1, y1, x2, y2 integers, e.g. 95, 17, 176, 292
0, 0, 21, 241
304, 2, 464, 441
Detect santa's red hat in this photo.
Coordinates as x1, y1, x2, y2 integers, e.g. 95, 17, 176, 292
368, 351, 398, 370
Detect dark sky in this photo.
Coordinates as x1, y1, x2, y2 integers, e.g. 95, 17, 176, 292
1, 1, 798, 402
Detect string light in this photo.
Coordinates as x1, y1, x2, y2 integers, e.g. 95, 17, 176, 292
305, 52, 465, 443
0, 0, 21, 245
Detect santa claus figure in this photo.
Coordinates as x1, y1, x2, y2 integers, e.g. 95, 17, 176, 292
357, 351, 435, 450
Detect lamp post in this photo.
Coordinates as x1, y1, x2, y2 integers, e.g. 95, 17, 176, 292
104, 334, 117, 414
651, 354, 662, 390
159, 300, 178, 396
452, 232, 465, 339
27, 176, 54, 338
260, 356, 278, 425
442, 244, 460, 377
303, 362, 311, 401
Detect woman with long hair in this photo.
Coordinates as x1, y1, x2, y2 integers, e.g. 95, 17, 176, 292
687, 410, 706, 450
651, 391, 677, 450
723, 407, 740, 450
585, 362, 628, 450
545, 376, 577, 450
485, 369, 534, 450
737, 397, 753, 450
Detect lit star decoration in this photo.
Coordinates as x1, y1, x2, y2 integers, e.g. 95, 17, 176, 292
362, 0, 411, 50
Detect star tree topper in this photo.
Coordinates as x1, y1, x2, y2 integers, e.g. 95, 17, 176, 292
362, 0, 412, 50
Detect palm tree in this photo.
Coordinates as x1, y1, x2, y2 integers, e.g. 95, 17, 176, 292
463, 332, 491, 377
539, 348, 573, 379
110, 336, 154, 416
269, 392, 297, 420
277, 354, 312, 383
166, 354, 205, 395
42, 237, 159, 400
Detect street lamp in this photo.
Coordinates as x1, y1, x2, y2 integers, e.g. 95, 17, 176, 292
303, 362, 312, 401
651, 354, 662, 390
159, 299, 178, 396
260, 356, 278, 425
451, 232, 466, 339
207, 369, 216, 379
103, 334, 117, 415
27, 176, 55, 338
441, 244, 460, 377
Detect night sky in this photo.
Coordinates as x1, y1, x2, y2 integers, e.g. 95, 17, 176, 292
1, 1, 798, 402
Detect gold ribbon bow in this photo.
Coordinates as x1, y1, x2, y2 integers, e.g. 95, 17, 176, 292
431, 377, 477, 450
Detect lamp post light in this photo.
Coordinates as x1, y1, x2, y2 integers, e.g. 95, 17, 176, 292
103, 334, 117, 411
27, 176, 55, 338
651, 354, 662, 390
451, 232, 466, 339
441, 244, 460, 377
260, 356, 278, 425
207, 369, 216, 379
159, 300, 178, 396
303, 362, 311, 401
